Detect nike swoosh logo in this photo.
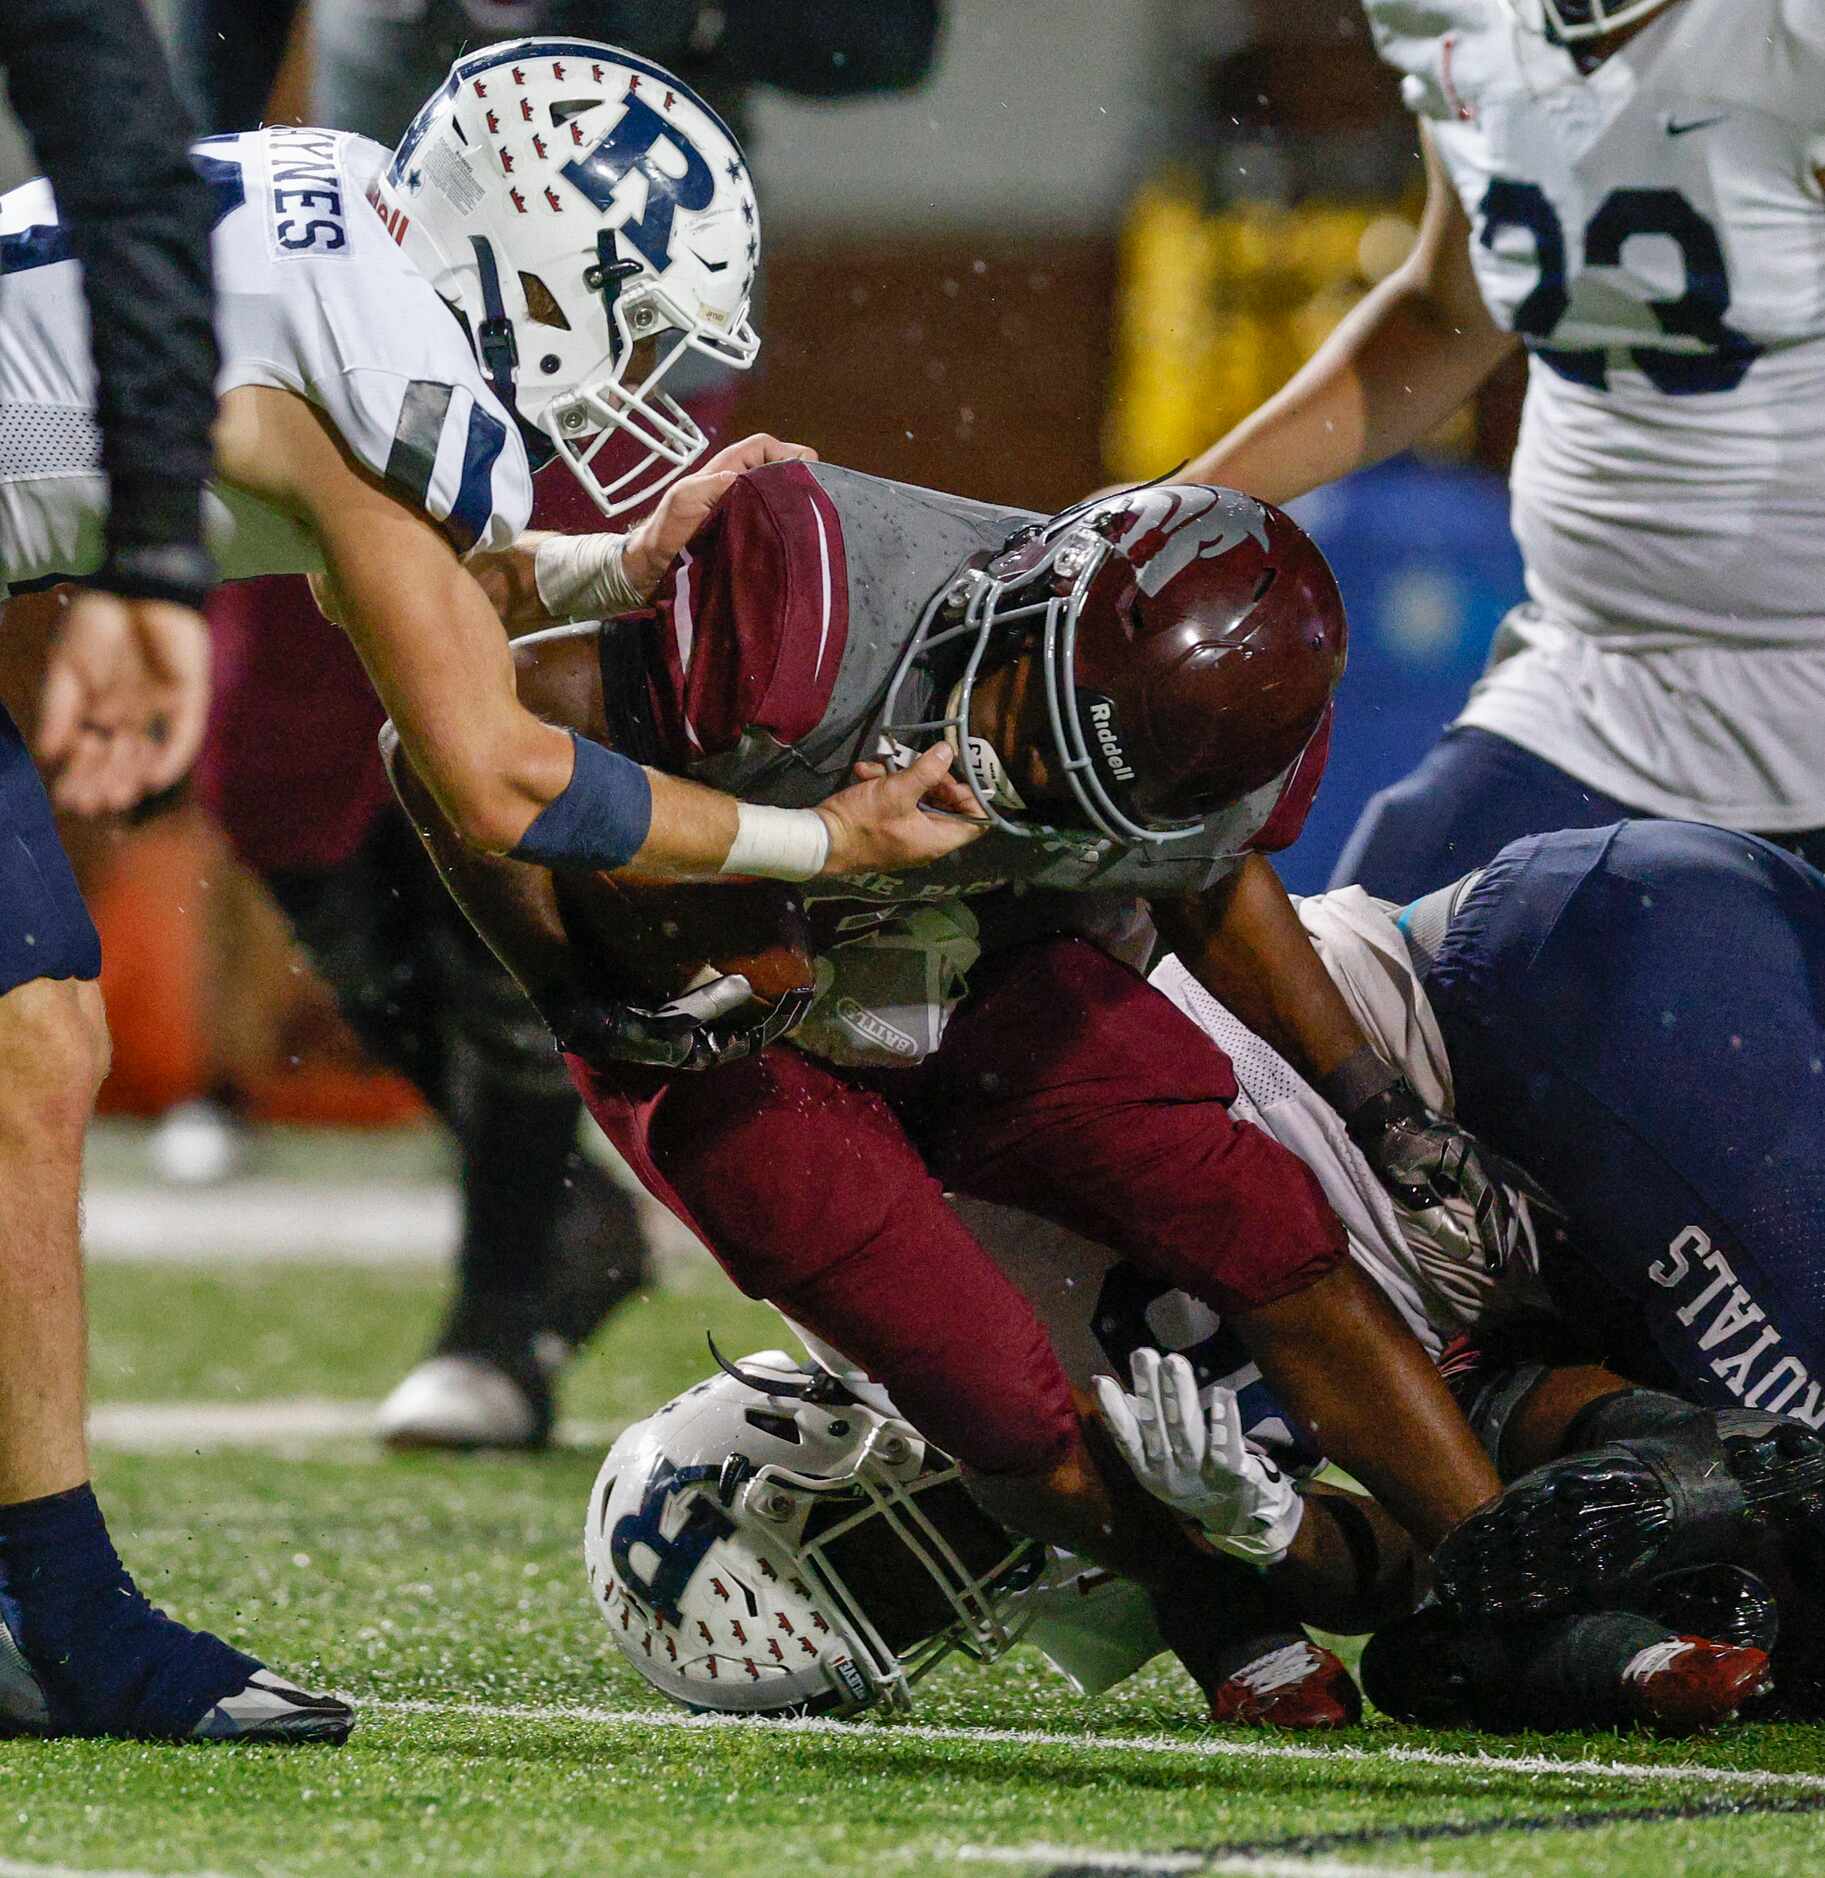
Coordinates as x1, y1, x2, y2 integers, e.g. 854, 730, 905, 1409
1666, 113, 1727, 137
692, 250, 730, 274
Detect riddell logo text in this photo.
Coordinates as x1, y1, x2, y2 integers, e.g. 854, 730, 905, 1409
1089, 701, 1135, 782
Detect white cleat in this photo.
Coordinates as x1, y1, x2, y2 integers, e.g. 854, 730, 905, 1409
147, 1098, 248, 1186
375, 1354, 547, 1451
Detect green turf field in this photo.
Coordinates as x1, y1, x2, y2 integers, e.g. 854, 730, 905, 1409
7, 1131, 1824, 1878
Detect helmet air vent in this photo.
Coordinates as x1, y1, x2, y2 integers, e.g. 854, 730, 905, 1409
743, 1408, 803, 1445
520, 273, 571, 330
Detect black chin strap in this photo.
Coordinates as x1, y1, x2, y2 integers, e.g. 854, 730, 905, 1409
587, 229, 644, 368
468, 234, 519, 414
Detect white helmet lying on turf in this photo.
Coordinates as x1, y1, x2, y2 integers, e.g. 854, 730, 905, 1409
584, 1351, 1044, 1714
373, 38, 761, 517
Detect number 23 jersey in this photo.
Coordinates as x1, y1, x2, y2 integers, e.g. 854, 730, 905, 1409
1368, 0, 1825, 827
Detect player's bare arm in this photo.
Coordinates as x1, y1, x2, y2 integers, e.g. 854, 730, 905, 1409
219, 390, 978, 881
1184, 127, 1515, 505
467, 433, 820, 633
1163, 861, 1521, 1276
1154, 856, 1371, 1084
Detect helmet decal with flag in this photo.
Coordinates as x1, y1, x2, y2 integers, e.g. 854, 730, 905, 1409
878, 483, 1347, 852
373, 39, 761, 518
1497, 0, 1676, 45
584, 1352, 1043, 1715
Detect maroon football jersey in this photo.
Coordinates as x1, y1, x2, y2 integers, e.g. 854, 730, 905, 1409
609, 460, 1330, 1062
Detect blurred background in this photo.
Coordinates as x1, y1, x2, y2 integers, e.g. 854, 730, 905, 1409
0, 0, 1527, 1143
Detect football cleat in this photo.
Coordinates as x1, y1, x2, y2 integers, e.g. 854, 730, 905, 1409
0, 1610, 352, 1744
1639, 1564, 1781, 1656
375, 1352, 555, 1451
146, 1096, 248, 1186
1622, 1636, 1772, 1736
1207, 1639, 1362, 1729
190, 1671, 355, 1744
1433, 1411, 1825, 1620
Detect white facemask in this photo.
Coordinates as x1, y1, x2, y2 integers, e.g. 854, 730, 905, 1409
942, 680, 1026, 813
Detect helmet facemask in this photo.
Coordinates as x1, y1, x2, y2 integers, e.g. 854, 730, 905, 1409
378, 40, 763, 520
1498, 0, 1678, 44
878, 516, 1213, 853
749, 1425, 1044, 1707
587, 1359, 1043, 1716
534, 236, 760, 515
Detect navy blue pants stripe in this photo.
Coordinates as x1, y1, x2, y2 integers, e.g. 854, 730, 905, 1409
1424, 822, 1825, 1420
0, 700, 100, 992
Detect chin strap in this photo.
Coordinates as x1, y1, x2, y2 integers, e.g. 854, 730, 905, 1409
468, 234, 520, 415
586, 229, 644, 369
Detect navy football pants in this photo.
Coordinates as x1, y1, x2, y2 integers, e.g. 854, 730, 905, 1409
0, 699, 100, 994
1333, 726, 1825, 901
1424, 822, 1825, 1423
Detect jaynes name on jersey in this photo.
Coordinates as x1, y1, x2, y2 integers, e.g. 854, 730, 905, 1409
1367, 0, 1825, 828
0, 123, 531, 596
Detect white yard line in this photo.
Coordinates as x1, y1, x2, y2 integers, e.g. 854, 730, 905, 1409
0, 1862, 236, 1878
952, 1851, 1458, 1878
87, 1399, 625, 1453
80, 1179, 709, 1273
357, 1696, 1825, 1793
81, 1182, 456, 1265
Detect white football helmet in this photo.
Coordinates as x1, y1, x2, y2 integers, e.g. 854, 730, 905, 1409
1498, 0, 1676, 44
374, 38, 761, 517
584, 1352, 1043, 1715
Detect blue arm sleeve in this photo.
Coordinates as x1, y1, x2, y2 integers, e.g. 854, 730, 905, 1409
510, 733, 654, 871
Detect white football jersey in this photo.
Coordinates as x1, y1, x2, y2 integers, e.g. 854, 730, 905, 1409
1368, 0, 1825, 828
0, 126, 532, 593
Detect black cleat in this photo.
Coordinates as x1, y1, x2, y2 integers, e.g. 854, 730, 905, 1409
1434, 1411, 1825, 1620
1, 1607, 352, 1744
190, 1670, 355, 1744
1639, 1564, 1780, 1656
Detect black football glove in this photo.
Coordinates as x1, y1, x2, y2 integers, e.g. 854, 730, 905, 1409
1339, 1072, 1517, 1276
550, 973, 815, 1074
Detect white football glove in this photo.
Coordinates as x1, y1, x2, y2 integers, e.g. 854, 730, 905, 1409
1092, 1349, 1304, 1565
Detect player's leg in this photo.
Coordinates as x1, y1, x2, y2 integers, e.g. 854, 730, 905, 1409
573, 1046, 1338, 1717
266, 812, 649, 1446
1361, 1603, 1770, 1735
1421, 822, 1825, 1614
1427, 820, 1825, 1415
1329, 725, 1638, 900
202, 577, 648, 1446
0, 703, 348, 1742
906, 938, 1501, 1550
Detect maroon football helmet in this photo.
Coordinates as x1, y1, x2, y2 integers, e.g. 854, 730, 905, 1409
880, 483, 1348, 849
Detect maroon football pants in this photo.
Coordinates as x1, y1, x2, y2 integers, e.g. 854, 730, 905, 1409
569, 938, 1346, 1476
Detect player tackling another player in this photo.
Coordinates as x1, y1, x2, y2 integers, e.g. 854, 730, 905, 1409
1185, 0, 1825, 899
0, 41, 982, 1746
581, 816, 1825, 1732
385, 453, 1620, 1729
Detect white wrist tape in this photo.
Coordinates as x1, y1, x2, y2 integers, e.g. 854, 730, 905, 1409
721, 803, 831, 881
533, 532, 645, 622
